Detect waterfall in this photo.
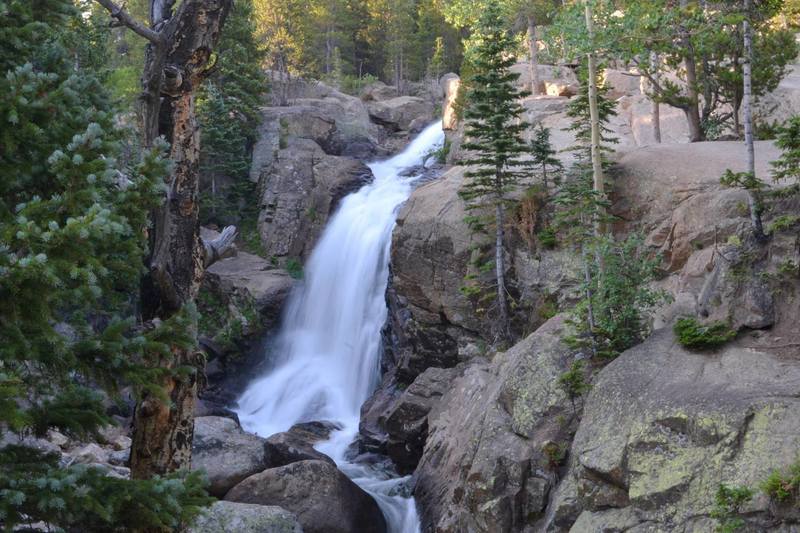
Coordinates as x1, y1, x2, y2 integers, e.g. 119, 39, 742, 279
236, 121, 445, 533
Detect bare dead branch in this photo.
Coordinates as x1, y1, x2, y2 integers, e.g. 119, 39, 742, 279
202, 225, 238, 267
94, 0, 163, 44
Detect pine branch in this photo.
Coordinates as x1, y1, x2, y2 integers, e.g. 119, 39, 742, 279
94, 0, 164, 44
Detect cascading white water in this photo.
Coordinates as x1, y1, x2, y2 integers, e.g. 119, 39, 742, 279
236, 121, 445, 533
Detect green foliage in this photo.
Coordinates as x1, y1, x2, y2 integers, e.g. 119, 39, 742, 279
558, 360, 591, 412
674, 317, 737, 350
553, 0, 798, 139
198, 0, 265, 253
537, 226, 557, 249
457, 1, 530, 333
567, 235, 668, 359
767, 214, 800, 234
710, 484, 753, 533
772, 116, 800, 184
0, 3, 212, 529
0, 445, 213, 531
529, 124, 563, 188
286, 258, 304, 279
564, 64, 619, 165
761, 459, 800, 503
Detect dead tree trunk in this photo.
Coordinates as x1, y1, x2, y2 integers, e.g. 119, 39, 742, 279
528, 16, 542, 96
96, 0, 236, 479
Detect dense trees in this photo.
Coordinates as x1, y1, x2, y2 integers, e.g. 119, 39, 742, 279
0, 2, 211, 528
253, 0, 463, 89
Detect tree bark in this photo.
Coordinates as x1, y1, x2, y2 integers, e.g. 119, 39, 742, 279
528, 16, 542, 96
97, 0, 235, 480
650, 51, 662, 143
679, 0, 704, 142
585, 2, 605, 235
742, 0, 766, 240
495, 197, 510, 341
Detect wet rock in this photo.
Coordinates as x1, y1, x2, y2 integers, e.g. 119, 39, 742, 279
385, 366, 461, 474
264, 421, 339, 468
192, 416, 269, 498
188, 501, 303, 533
226, 460, 387, 533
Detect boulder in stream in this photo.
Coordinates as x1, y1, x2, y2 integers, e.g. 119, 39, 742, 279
263, 421, 339, 468
192, 416, 269, 497
226, 459, 388, 533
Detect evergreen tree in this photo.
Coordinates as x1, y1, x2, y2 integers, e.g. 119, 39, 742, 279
0, 1, 212, 529
459, 0, 530, 340
529, 124, 563, 189
198, 0, 266, 247
564, 64, 619, 165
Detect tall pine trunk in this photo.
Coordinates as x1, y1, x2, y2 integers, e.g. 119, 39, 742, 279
495, 196, 510, 341
742, 0, 766, 240
585, 2, 605, 235
528, 16, 541, 96
679, 0, 704, 142
650, 51, 662, 143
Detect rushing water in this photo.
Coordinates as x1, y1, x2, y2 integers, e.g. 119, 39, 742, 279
236, 121, 445, 533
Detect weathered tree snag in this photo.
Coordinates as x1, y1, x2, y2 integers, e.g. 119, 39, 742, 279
527, 16, 542, 96
95, 0, 234, 479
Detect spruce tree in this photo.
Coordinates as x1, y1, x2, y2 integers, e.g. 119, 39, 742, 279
459, 0, 530, 340
0, 2, 212, 529
529, 124, 563, 189
198, 0, 266, 242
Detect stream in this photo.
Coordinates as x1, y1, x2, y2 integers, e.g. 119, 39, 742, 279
235, 121, 445, 533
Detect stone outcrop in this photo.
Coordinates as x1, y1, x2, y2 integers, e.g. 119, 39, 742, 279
611, 141, 782, 272
545, 328, 800, 532
390, 166, 581, 382
202, 248, 294, 324
226, 460, 387, 533
414, 316, 577, 532
383, 366, 462, 474
188, 502, 303, 533
256, 139, 373, 263
192, 416, 269, 497
367, 96, 436, 132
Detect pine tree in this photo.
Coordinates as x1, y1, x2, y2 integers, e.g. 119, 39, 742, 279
529, 124, 563, 189
459, 0, 530, 340
0, 2, 212, 529
198, 0, 266, 242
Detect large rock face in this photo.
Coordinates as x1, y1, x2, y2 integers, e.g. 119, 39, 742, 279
611, 141, 782, 271
256, 139, 373, 262
226, 460, 387, 533
545, 328, 800, 532
188, 502, 303, 533
367, 96, 435, 131
414, 317, 577, 533
390, 166, 581, 382
192, 416, 269, 498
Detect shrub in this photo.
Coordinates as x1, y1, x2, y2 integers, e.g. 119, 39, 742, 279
286, 258, 304, 279
710, 484, 753, 533
558, 360, 591, 413
761, 460, 800, 503
674, 317, 737, 350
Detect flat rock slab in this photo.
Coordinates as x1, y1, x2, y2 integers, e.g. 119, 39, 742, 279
188, 501, 302, 533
